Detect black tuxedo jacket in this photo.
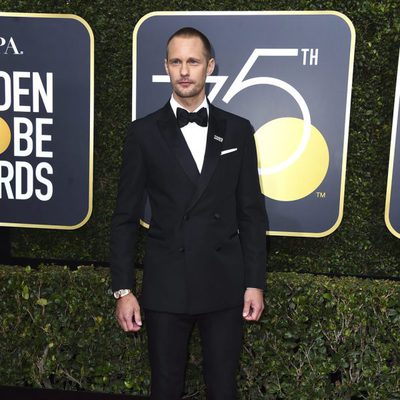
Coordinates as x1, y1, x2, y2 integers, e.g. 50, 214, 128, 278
110, 101, 267, 314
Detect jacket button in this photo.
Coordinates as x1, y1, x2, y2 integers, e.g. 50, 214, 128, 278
213, 213, 220, 220
178, 247, 185, 253
183, 214, 189, 221
215, 246, 222, 252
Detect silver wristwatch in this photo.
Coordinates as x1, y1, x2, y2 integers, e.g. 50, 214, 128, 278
113, 289, 131, 299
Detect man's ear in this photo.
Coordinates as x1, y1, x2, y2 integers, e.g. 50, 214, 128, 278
207, 58, 215, 75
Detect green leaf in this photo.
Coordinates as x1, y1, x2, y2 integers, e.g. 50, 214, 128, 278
21, 285, 29, 300
36, 298, 48, 306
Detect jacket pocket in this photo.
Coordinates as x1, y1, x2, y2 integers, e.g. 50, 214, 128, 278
214, 231, 239, 252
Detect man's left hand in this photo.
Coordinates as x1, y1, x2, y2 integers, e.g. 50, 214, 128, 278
242, 287, 264, 321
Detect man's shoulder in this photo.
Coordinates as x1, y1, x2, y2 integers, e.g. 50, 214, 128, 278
210, 104, 253, 137
128, 104, 168, 129
123, 104, 171, 145
210, 104, 251, 126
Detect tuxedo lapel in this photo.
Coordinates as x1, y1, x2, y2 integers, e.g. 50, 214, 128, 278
157, 103, 200, 185
186, 104, 226, 212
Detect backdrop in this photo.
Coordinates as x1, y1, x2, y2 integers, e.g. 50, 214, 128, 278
0, 0, 399, 278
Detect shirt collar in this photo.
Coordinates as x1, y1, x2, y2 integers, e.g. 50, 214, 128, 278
170, 95, 209, 118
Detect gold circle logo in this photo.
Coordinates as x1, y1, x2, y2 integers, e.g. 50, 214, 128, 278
0, 117, 11, 155
255, 117, 329, 201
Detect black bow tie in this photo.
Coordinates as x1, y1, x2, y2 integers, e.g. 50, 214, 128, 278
177, 107, 208, 128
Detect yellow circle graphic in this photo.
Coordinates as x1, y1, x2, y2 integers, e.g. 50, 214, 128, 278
255, 117, 329, 201
0, 117, 11, 155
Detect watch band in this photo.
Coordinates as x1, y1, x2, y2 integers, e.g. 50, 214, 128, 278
113, 289, 131, 299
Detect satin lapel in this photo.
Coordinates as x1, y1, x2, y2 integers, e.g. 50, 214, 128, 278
186, 105, 226, 212
157, 103, 200, 185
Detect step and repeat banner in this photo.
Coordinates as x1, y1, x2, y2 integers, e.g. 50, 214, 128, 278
385, 50, 400, 238
2, 11, 397, 240
132, 11, 355, 237
0, 13, 93, 229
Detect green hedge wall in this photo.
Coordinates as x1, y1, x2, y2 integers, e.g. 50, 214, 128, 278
0, 0, 399, 276
1, 265, 400, 399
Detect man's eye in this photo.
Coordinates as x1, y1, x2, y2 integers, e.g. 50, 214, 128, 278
170, 60, 180, 65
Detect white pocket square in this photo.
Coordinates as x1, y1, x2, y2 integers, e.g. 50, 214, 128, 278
220, 148, 237, 155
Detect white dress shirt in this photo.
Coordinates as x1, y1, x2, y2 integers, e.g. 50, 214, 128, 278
170, 95, 208, 173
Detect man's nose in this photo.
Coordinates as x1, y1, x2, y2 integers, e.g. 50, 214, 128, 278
180, 62, 189, 76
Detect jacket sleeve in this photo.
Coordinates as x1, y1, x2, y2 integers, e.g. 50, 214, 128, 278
236, 122, 267, 290
110, 124, 147, 292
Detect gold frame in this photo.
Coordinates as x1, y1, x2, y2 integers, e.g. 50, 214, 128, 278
385, 50, 400, 238
131, 11, 356, 238
0, 12, 94, 230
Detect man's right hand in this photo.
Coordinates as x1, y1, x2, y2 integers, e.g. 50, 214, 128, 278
115, 292, 142, 332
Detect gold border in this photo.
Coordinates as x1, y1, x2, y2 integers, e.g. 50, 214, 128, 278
132, 11, 356, 237
0, 12, 94, 230
384, 50, 400, 238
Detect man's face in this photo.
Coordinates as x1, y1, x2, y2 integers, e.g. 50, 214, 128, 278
165, 36, 215, 106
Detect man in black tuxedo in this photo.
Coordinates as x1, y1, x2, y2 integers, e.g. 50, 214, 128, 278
110, 27, 267, 399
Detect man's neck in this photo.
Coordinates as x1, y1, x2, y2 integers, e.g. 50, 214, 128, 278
172, 93, 206, 112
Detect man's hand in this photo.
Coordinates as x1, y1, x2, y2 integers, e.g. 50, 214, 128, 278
115, 292, 142, 332
242, 287, 264, 321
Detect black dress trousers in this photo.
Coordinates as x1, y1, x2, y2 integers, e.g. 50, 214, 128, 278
144, 305, 244, 400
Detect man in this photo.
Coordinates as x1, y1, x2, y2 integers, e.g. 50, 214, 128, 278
110, 27, 267, 399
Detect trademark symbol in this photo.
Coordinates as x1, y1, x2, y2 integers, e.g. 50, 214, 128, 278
316, 192, 326, 198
